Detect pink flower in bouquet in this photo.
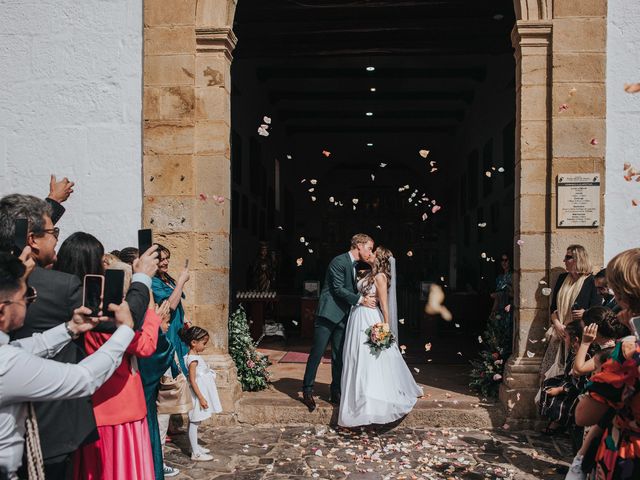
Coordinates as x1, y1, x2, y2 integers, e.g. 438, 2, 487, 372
247, 360, 255, 368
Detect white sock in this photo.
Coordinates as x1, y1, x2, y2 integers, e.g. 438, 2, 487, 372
188, 421, 201, 454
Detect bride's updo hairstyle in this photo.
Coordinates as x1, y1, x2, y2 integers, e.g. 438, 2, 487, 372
363, 246, 393, 292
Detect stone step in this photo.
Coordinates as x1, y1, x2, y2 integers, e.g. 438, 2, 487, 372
216, 395, 505, 429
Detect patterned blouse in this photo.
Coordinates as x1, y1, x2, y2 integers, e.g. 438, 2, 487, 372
585, 339, 640, 480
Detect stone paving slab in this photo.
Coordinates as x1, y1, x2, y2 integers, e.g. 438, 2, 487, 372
164, 424, 573, 479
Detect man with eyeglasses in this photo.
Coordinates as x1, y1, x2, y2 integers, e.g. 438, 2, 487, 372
0, 194, 94, 479
0, 250, 137, 479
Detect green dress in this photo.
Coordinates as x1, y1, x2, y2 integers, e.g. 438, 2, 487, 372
152, 276, 189, 374
138, 332, 177, 480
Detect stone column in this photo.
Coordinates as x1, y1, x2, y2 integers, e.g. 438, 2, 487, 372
143, 0, 241, 412
499, 20, 553, 420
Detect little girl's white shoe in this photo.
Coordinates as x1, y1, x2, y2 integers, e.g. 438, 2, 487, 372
191, 451, 213, 462
198, 446, 211, 454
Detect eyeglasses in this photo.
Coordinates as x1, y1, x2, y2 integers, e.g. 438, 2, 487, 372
33, 227, 60, 240
0, 286, 38, 307
564, 255, 574, 261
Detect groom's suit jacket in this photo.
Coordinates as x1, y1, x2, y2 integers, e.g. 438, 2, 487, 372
317, 252, 360, 324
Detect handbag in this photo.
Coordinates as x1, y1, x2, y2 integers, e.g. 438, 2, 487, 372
157, 354, 193, 415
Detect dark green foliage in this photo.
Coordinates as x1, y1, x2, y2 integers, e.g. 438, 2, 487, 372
228, 305, 271, 391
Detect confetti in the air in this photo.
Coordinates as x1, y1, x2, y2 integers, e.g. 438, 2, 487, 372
624, 83, 640, 93
504, 305, 511, 313
424, 343, 432, 352
263, 116, 271, 124
286, 154, 292, 159
413, 368, 420, 373
419, 149, 430, 158
352, 198, 359, 205
498, 167, 505, 173
296, 258, 303, 267
478, 222, 487, 228
199, 193, 207, 201
370, 173, 375, 181
406, 250, 413, 257
299, 237, 305, 243
455, 323, 460, 328
277, 226, 283, 230
481, 252, 487, 259
493, 374, 502, 381
485, 171, 492, 178
590, 138, 599, 146
329, 196, 335, 203
542, 287, 552, 296
539, 280, 547, 285
478, 336, 483, 343
516, 239, 525, 246
292, 320, 298, 325
311, 196, 317, 202
258, 126, 269, 137
559, 103, 569, 113
213, 195, 225, 204
308, 188, 315, 193
379, 163, 387, 168
431, 205, 441, 214
322, 150, 331, 157
526, 351, 535, 358
399, 318, 405, 324
310, 179, 318, 185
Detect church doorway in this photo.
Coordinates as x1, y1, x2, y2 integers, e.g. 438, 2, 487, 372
228, 0, 516, 403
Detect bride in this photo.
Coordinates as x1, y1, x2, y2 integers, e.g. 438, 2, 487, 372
338, 246, 423, 427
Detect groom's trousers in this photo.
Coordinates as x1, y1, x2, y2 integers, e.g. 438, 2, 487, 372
302, 315, 347, 396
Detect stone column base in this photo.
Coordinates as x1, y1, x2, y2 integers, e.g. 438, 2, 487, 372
499, 356, 542, 421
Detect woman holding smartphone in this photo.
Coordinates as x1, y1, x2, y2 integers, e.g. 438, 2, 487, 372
152, 245, 190, 374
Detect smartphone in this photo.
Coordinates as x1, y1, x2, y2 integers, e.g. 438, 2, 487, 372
83, 274, 104, 317
138, 229, 153, 256
13, 218, 28, 256
103, 270, 125, 317
631, 316, 640, 338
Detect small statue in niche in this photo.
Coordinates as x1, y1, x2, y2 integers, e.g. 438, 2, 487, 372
250, 242, 275, 291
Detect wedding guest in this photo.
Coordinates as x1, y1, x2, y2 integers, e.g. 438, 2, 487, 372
594, 268, 619, 311
153, 245, 190, 373
138, 304, 181, 479
0, 194, 93, 478
539, 245, 601, 382
178, 326, 222, 461
539, 322, 589, 435
0, 251, 137, 480
490, 253, 513, 317
114, 247, 140, 266
102, 253, 120, 270
574, 248, 640, 479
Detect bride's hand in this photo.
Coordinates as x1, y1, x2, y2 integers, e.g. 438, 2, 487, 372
362, 296, 377, 309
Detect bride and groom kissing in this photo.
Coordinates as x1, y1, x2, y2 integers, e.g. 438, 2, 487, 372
301, 233, 423, 427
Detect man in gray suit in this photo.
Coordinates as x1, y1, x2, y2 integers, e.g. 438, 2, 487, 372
301, 233, 376, 411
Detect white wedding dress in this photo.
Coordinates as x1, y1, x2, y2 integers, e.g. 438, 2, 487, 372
338, 276, 423, 427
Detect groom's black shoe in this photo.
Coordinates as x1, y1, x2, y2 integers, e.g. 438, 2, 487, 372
302, 392, 316, 412
329, 393, 341, 405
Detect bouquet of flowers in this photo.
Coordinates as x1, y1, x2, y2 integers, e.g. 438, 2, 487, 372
365, 322, 396, 356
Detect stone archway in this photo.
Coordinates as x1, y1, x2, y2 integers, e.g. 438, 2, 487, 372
142, 0, 606, 420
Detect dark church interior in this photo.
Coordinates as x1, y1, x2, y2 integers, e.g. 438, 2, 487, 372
229, 0, 516, 359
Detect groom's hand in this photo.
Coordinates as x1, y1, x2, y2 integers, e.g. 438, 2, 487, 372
361, 296, 377, 309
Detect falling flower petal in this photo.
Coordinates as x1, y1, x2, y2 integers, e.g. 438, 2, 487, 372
296, 258, 303, 266
329, 196, 335, 203
311, 196, 317, 202
379, 163, 387, 168
590, 138, 599, 146
292, 320, 298, 325
310, 179, 318, 185
263, 116, 271, 124
504, 305, 511, 313
352, 198, 359, 205
431, 205, 441, 214
542, 287, 552, 296
624, 83, 640, 94
539, 280, 547, 285
485, 171, 492, 178
559, 103, 569, 113
406, 250, 413, 257
413, 367, 420, 373
516, 239, 525, 246
308, 248, 314, 253
430, 167, 438, 173
493, 374, 502, 381
308, 188, 315, 193
526, 351, 535, 358
370, 173, 375, 181
376, 225, 382, 229
421, 213, 428, 221
455, 323, 460, 328
300, 179, 306, 183
478, 222, 487, 228
424, 343, 432, 352
258, 127, 269, 137
419, 149, 430, 158
299, 237, 305, 243
498, 167, 505, 173
277, 226, 283, 230
478, 336, 483, 343
399, 318, 405, 324
199, 193, 208, 201
322, 150, 331, 157
286, 155, 292, 159
213, 195, 225, 204
481, 252, 487, 259
633, 199, 639, 207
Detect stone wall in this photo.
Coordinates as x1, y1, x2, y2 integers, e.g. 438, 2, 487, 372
0, 0, 143, 251
605, 0, 640, 261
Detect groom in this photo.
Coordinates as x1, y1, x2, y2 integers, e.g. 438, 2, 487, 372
301, 233, 376, 411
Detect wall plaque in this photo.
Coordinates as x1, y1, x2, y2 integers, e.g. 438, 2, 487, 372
557, 174, 601, 227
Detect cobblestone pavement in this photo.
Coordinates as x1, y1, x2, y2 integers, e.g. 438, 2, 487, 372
164, 424, 573, 479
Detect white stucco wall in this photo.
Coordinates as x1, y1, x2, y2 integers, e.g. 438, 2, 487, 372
0, 0, 143, 252
605, 0, 640, 261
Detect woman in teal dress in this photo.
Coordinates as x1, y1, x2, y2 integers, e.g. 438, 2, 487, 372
152, 244, 190, 373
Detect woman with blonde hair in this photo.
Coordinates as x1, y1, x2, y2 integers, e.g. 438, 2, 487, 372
338, 246, 423, 427
539, 245, 601, 394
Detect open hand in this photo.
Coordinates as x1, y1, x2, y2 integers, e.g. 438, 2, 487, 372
553, 321, 567, 340
545, 386, 564, 397
48, 175, 75, 203
361, 296, 377, 309
133, 245, 159, 277
178, 266, 190, 285
571, 308, 585, 321
582, 323, 598, 344
199, 398, 209, 410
